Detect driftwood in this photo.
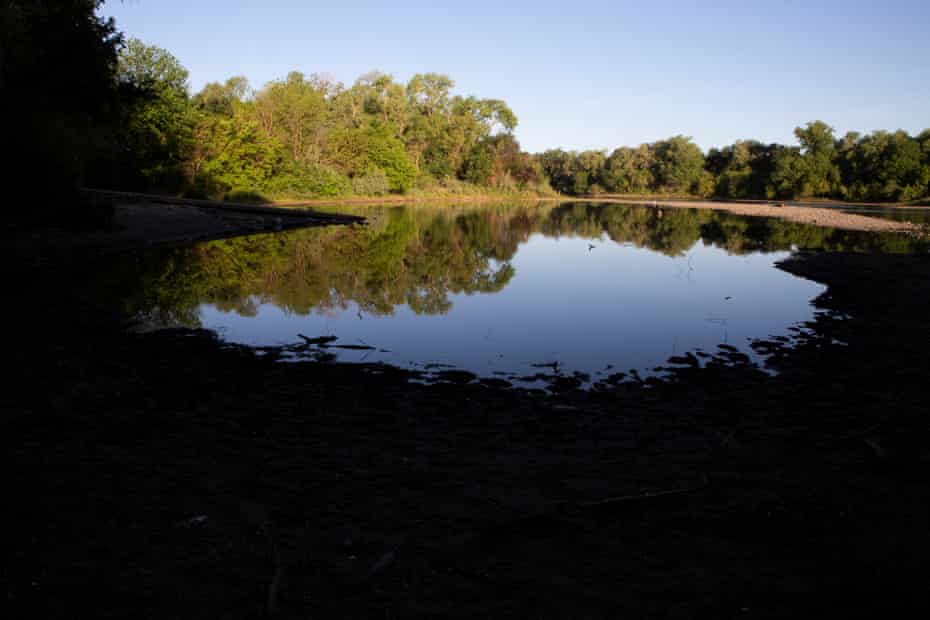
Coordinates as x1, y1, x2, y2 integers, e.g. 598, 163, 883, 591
580, 475, 709, 510
297, 334, 338, 346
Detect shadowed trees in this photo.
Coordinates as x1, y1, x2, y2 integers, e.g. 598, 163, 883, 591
2, 0, 122, 223
113, 38, 195, 190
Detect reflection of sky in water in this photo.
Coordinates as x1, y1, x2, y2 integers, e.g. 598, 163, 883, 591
199, 233, 824, 382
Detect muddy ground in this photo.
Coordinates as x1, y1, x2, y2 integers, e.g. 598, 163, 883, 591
8, 192, 363, 260
4, 220, 930, 617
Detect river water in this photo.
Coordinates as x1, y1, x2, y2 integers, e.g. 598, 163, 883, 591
100, 202, 921, 385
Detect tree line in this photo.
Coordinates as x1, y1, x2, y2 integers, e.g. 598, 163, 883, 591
89, 39, 548, 201
539, 122, 930, 202
5, 0, 929, 225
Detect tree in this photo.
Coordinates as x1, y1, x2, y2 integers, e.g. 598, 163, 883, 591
324, 125, 415, 192
770, 146, 805, 199
603, 146, 655, 193
115, 38, 196, 190
653, 136, 704, 193
462, 138, 492, 187
537, 150, 578, 194
366, 125, 416, 192
195, 77, 250, 116
841, 130, 926, 201
192, 113, 284, 196
254, 72, 328, 163
575, 151, 607, 194
2, 0, 122, 218
794, 120, 839, 197
920, 130, 930, 197
710, 141, 777, 199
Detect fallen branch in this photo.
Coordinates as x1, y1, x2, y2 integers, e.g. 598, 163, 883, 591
579, 475, 709, 510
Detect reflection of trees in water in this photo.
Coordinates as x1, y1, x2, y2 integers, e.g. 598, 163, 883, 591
99, 203, 925, 325
547, 204, 923, 257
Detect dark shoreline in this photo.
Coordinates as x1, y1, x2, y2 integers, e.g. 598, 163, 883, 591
6, 235, 930, 617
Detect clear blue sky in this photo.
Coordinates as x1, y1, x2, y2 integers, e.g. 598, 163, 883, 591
103, 0, 929, 153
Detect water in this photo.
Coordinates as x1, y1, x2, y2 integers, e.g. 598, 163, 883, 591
100, 202, 923, 386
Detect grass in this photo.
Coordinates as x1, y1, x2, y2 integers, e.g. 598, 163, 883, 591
264, 179, 556, 205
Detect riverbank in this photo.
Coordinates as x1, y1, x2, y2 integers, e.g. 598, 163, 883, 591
565, 196, 923, 233
6, 191, 364, 266
284, 192, 925, 234
28, 190, 923, 255
5, 213, 929, 617
273, 189, 552, 206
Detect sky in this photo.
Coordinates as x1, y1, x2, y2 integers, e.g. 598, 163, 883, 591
103, 0, 930, 153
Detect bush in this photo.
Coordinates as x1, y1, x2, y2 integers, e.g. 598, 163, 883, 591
366, 128, 416, 192
224, 189, 270, 204
263, 163, 351, 199
351, 168, 391, 196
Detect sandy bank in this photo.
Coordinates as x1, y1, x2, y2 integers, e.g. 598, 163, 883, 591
570, 197, 921, 233
9, 191, 363, 258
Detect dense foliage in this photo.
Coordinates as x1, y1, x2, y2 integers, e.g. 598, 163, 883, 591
97, 41, 547, 200
1, 0, 122, 221
5, 4, 927, 210
541, 122, 930, 202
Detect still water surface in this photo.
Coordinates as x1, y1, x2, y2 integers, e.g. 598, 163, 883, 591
105, 203, 921, 385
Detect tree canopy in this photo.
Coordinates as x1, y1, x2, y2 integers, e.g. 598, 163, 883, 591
539, 124, 930, 202
6, 4, 929, 212
93, 44, 543, 201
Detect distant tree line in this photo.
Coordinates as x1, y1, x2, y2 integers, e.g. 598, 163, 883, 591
538, 122, 930, 202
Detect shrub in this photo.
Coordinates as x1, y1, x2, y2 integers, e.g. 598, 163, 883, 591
351, 168, 391, 196
224, 189, 270, 204
264, 163, 351, 198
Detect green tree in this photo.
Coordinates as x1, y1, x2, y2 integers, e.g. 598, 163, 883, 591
575, 150, 607, 194
770, 146, 805, 199
653, 136, 704, 193
194, 77, 250, 116
116, 38, 196, 190
254, 72, 328, 163
920, 130, 930, 198
462, 141, 495, 186
841, 130, 926, 201
794, 120, 839, 197
710, 141, 777, 199
603, 146, 655, 193
195, 113, 285, 195
366, 126, 417, 192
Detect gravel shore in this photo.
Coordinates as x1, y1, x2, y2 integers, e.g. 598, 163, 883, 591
583, 197, 921, 232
